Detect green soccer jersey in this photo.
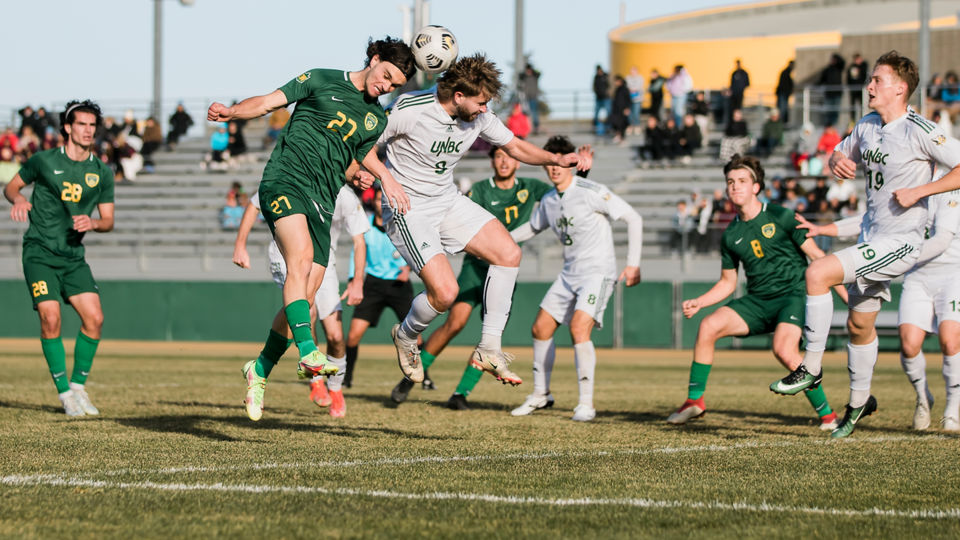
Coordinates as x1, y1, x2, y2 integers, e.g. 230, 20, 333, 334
462, 176, 553, 268
18, 147, 115, 259
263, 68, 387, 205
720, 203, 808, 298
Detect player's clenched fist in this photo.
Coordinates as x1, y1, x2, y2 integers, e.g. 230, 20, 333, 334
207, 102, 233, 122
10, 199, 31, 222
829, 154, 857, 179
682, 298, 701, 318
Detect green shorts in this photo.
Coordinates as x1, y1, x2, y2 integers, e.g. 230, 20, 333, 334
258, 178, 333, 267
22, 243, 98, 308
725, 291, 805, 337
455, 256, 489, 307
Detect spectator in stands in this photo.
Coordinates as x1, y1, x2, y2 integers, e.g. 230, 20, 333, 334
609, 75, 632, 144
667, 65, 693, 126
933, 109, 954, 136
827, 176, 855, 209
812, 199, 838, 253
719, 109, 749, 162
40, 131, 59, 152
776, 60, 794, 123
818, 54, 845, 126
201, 123, 230, 171
0, 146, 20, 184
726, 59, 750, 114
648, 68, 665, 121
264, 107, 290, 148
1, 127, 20, 154
690, 190, 712, 252
98, 116, 121, 147
625, 66, 645, 135
662, 117, 681, 160
221, 189, 245, 229
846, 53, 868, 115
522, 64, 541, 134
638, 116, 666, 165
18, 126, 40, 159
689, 91, 710, 137
817, 124, 841, 154
840, 194, 863, 218
804, 151, 825, 176
167, 103, 194, 149
807, 177, 830, 210
928, 73, 945, 103
17, 106, 36, 137
670, 200, 694, 255
755, 109, 784, 158
782, 177, 806, 200
120, 110, 140, 138
141, 117, 163, 173
782, 188, 802, 212
678, 114, 702, 164
942, 72, 960, 115
593, 65, 611, 135
766, 177, 782, 202
506, 103, 531, 139
227, 121, 248, 165
710, 194, 737, 247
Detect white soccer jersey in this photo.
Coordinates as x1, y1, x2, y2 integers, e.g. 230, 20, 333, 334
528, 179, 635, 278
835, 107, 960, 243
379, 88, 515, 198
907, 188, 960, 278
251, 185, 369, 262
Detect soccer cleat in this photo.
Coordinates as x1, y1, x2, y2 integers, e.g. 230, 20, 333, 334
819, 412, 839, 431
447, 393, 471, 411
770, 365, 822, 395
571, 404, 596, 422
666, 397, 706, 425
241, 360, 267, 421
60, 394, 86, 418
72, 387, 100, 416
511, 393, 555, 416
310, 377, 331, 407
392, 324, 424, 383
391, 377, 415, 404
470, 349, 522, 386
913, 387, 935, 430
830, 395, 878, 439
297, 350, 338, 380
329, 390, 346, 418
422, 370, 437, 391
941, 416, 960, 431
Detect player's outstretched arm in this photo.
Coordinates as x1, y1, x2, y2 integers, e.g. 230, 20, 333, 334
73, 203, 114, 233
232, 202, 260, 268
342, 234, 366, 306
502, 137, 584, 171
895, 165, 960, 208
361, 147, 410, 214
208, 90, 288, 123
510, 222, 538, 243
682, 269, 737, 318
4, 175, 31, 221
618, 208, 643, 287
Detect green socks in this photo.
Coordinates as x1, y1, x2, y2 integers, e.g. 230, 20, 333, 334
804, 386, 833, 418
454, 364, 484, 397
71, 331, 100, 385
687, 361, 712, 400
256, 329, 292, 378
41, 337, 70, 394
421, 351, 437, 370
284, 300, 317, 357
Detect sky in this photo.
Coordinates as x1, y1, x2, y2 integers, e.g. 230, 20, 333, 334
2, 0, 739, 115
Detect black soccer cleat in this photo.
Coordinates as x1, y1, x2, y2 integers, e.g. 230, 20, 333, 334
422, 370, 437, 391
391, 378, 415, 404
447, 393, 471, 411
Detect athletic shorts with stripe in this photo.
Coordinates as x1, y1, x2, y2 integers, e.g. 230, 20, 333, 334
835, 234, 920, 313
540, 273, 616, 328
267, 241, 342, 320
898, 272, 960, 334
382, 189, 494, 273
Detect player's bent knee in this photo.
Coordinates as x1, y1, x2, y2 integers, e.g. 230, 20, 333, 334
497, 242, 522, 267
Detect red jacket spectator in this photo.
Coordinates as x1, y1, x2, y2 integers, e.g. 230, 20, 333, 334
0, 128, 19, 152
506, 103, 531, 139
817, 125, 841, 154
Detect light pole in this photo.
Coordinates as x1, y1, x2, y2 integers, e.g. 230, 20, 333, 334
153, 0, 194, 123
515, 0, 524, 92
919, 0, 930, 116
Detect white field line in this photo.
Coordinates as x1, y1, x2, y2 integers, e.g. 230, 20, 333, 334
11, 434, 949, 481
1, 474, 958, 520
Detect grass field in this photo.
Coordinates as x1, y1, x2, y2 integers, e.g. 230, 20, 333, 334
1, 338, 959, 539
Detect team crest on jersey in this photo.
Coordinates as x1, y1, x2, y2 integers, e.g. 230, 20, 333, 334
365, 112, 378, 131
295, 72, 310, 83
603, 193, 611, 201
85, 173, 99, 188
950, 200, 958, 208
517, 189, 528, 203
761, 223, 776, 238
934, 135, 947, 146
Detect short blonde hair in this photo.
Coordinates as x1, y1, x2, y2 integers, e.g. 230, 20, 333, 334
875, 50, 919, 99
437, 53, 503, 101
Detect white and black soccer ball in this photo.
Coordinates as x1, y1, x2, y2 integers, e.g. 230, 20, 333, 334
411, 25, 458, 74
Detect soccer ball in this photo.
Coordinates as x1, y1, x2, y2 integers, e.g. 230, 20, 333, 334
412, 26, 458, 74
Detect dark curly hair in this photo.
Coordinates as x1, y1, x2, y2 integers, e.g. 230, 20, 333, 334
366, 37, 417, 81
543, 135, 575, 155
59, 100, 103, 138
723, 154, 765, 192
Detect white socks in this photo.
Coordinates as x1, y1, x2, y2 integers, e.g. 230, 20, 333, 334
399, 292, 443, 342
900, 352, 928, 402
944, 352, 960, 419
325, 355, 347, 391
801, 293, 833, 374
848, 338, 879, 408
58, 390, 74, 401
479, 265, 520, 351
69, 382, 85, 392
574, 341, 597, 407
532, 338, 556, 397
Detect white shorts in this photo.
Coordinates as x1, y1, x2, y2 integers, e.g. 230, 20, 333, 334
835, 235, 920, 313
383, 189, 495, 273
540, 273, 616, 328
898, 272, 960, 334
268, 241, 342, 320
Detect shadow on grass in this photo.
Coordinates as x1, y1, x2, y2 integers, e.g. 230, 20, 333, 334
0, 399, 66, 415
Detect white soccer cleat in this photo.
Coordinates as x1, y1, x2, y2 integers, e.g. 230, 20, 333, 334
60, 394, 86, 418
942, 416, 960, 431
511, 393, 555, 416
470, 349, 522, 386
571, 404, 596, 422
913, 390, 934, 430
391, 324, 423, 383
72, 388, 100, 416
666, 397, 706, 425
